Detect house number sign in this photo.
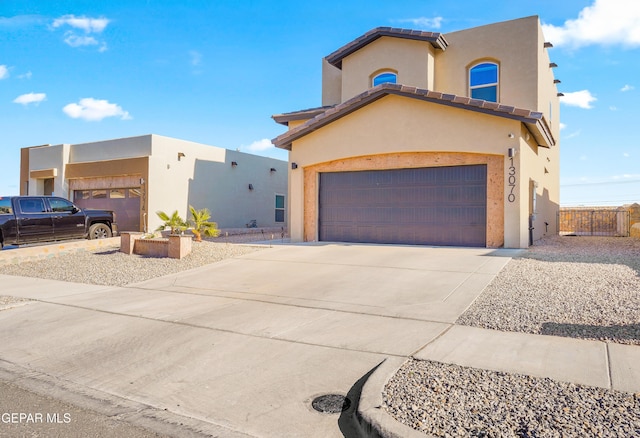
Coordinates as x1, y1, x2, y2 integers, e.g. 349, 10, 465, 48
508, 156, 516, 203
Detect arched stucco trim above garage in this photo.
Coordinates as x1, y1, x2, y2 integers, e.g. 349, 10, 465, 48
303, 152, 504, 247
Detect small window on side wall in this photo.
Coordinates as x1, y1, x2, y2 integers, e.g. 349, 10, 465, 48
275, 194, 285, 223
372, 72, 397, 87
469, 62, 498, 102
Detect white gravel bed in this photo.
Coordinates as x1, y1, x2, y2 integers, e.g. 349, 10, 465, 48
0, 241, 263, 287
457, 236, 640, 345
384, 359, 640, 437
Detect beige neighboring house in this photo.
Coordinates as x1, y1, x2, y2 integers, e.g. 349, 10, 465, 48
20, 134, 288, 233
272, 16, 560, 248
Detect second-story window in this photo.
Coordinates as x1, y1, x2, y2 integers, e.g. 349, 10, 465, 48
372, 71, 397, 87
470, 62, 499, 102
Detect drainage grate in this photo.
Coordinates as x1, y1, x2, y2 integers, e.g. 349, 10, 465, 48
311, 394, 351, 414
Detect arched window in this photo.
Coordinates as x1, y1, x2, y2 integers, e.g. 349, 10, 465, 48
372, 71, 397, 87
469, 62, 498, 102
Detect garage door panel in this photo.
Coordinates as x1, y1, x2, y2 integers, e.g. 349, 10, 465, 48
319, 165, 487, 246
74, 188, 141, 232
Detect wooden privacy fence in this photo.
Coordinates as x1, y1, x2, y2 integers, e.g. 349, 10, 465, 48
558, 208, 630, 236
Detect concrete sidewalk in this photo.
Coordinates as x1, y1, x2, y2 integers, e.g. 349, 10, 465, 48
1, 243, 638, 437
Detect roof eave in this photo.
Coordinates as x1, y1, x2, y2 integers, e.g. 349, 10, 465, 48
325, 27, 448, 69
525, 119, 556, 148
272, 84, 555, 150
272, 106, 333, 126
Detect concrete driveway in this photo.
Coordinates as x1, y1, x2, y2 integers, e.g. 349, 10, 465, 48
0, 243, 516, 437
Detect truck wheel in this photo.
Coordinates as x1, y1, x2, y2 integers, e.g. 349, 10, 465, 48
88, 223, 112, 240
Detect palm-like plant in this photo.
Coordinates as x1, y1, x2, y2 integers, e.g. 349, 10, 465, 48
155, 210, 188, 235
188, 205, 220, 242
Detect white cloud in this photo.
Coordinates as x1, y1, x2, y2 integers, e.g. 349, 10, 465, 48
13, 92, 46, 106
621, 84, 634, 92
541, 0, 640, 48
0, 15, 46, 29
560, 90, 597, 109
64, 34, 99, 48
609, 106, 618, 111
189, 50, 202, 66
52, 15, 109, 33
0, 65, 9, 79
394, 17, 443, 30
18, 71, 32, 79
623, 152, 630, 157
564, 130, 581, 139
612, 173, 640, 180
559, 122, 567, 130
62, 98, 131, 121
244, 138, 274, 152
52, 15, 109, 51
579, 155, 588, 161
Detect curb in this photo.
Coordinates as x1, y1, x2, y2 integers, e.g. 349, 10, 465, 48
355, 357, 434, 438
0, 359, 255, 438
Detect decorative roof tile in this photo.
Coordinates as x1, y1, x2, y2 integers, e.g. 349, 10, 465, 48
272, 83, 555, 150
272, 106, 334, 126
325, 27, 448, 69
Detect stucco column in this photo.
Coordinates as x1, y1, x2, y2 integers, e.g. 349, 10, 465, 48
289, 166, 305, 242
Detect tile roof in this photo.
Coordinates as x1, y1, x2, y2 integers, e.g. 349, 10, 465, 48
272, 83, 556, 151
325, 27, 448, 69
272, 106, 334, 126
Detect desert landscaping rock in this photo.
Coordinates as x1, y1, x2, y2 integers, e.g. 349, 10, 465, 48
0, 241, 264, 287
0, 295, 31, 308
457, 236, 640, 345
384, 359, 640, 438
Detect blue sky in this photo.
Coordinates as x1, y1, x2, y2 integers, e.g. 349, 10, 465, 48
1, 0, 639, 206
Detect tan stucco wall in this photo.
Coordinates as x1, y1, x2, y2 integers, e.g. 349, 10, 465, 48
302, 152, 504, 246
20, 147, 30, 195
435, 16, 539, 111
536, 23, 561, 141
319, 17, 559, 134
148, 135, 287, 231
28, 144, 70, 197
322, 59, 342, 106
521, 128, 560, 243
70, 135, 153, 163
289, 95, 519, 164
340, 37, 436, 102
286, 94, 550, 247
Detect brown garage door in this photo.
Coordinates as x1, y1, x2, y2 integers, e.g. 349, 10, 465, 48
74, 188, 142, 232
319, 165, 487, 246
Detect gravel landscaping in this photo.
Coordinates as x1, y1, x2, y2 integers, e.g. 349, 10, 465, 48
0, 240, 264, 287
384, 236, 640, 437
384, 359, 640, 438
457, 236, 640, 345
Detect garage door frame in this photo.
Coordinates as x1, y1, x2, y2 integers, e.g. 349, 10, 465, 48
302, 152, 504, 247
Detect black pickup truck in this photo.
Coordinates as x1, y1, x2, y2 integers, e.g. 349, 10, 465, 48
0, 196, 117, 249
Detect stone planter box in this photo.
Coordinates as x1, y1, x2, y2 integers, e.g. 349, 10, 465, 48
120, 232, 192, 259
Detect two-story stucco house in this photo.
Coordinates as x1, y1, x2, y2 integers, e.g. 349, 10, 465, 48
272, 16, 560, 248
